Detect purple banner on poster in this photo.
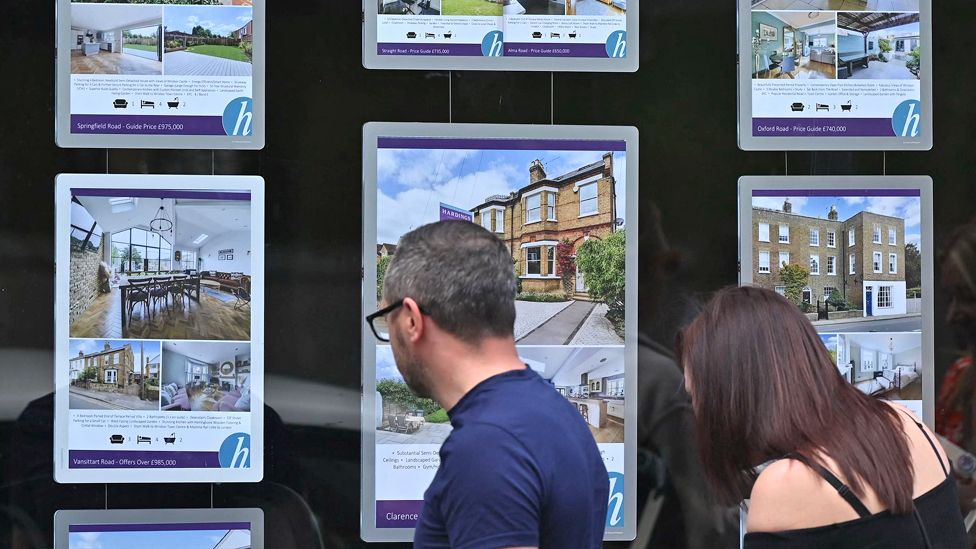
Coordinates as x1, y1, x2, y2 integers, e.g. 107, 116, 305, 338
70, 522, 251, 533
440, 202, 473, 222
504, 42, 608, 58
376, 500, 424, 528
752, 118, 895, 137
68, 450, 221, 469
378, 137, 627, 151
378, 43, 483, 56
753, 189, 921, 197
71, 115, 225, 135
71, 188, 251, 201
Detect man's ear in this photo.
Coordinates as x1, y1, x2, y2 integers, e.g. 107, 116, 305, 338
401, 297, 426, 343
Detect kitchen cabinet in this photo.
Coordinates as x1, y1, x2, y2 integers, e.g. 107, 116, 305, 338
568, 398, 606, 428
606, 400, 625, 420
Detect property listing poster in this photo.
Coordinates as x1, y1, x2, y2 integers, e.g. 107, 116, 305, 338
55, 508, 264, 549
739, 177, 933, 422
54, 174, 265, 483
745, 1, 927, 142
57, 0, 264, 148
374, 0, 629, 60
362, 124, 638, 542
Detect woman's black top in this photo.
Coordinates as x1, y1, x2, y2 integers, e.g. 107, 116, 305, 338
744, 414, 968, 549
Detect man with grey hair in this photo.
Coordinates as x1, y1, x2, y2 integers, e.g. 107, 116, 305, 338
367, 220, 608, 549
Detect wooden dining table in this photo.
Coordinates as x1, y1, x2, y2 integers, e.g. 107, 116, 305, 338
119, 274, 202, 327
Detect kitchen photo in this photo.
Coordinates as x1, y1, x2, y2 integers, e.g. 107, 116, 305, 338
70, 3, 163, 75
519, 346, 625, 444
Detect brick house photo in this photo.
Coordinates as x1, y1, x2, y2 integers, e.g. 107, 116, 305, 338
470, 153, 617, 297
68, 339, 161, 410
376, 145, 627, 346
750, 193, 921, 333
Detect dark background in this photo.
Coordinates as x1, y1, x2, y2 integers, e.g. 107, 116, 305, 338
2, 0, 975, 547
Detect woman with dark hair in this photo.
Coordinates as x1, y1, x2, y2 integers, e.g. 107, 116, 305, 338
677, 286, 967, 548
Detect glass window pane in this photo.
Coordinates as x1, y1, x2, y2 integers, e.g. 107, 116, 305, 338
112, 229, 129, 245
580, 184, 597, 200
131, 228, 148, 246
70, 202, 97, 232
147, 231, 160, 247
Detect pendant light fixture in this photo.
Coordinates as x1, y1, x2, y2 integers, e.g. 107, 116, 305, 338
149, 198, 173, 233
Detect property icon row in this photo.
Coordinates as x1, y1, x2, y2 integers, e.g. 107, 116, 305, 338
112, 98, 184, 110
789, 101, 857, 112
109, 433, 178, 445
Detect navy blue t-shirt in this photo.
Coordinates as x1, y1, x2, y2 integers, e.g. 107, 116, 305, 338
414, 367, 609, 549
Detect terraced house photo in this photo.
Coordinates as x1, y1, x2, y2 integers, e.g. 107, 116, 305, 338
163, 5, 254, 76
376, 146, 627, 346
68, 339, 160, 411
68, 189, 253, 341
750, 193, 922, 333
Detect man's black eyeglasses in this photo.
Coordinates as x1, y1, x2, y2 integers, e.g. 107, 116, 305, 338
366, 299, 429, 342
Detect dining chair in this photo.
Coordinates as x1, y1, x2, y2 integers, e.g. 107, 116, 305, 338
149, 277, 170, 315
780, 55, 796, 78
127, 281, 152, 325
168, 279, 186, 309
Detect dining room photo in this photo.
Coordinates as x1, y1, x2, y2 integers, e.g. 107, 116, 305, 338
67, 189, 253, 341
752, 11, 837, 80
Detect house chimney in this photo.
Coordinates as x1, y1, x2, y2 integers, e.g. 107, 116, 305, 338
104, 342, 111, 351
783, 198, 792, 213
529, 159, 546, 183
828, 204, 839, 220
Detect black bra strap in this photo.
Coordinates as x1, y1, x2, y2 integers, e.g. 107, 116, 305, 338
898, 408, 950, 478
788, 453, 872, 518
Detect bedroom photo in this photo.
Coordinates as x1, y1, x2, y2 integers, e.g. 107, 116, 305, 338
836, 332, 921, 400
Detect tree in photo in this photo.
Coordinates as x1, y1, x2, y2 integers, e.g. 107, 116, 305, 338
878, 38, 892, 62
906, 47, 921, 78
905, 242, 921, 293
79, 366, 99, 383
778, 262, 810, 308
556, 239, 576, 298
575, 231, 626, 326
376, 254, 393, 300
376, 378, 448, 423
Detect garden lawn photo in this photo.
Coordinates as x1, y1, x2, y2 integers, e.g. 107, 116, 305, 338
163, 5, 253, 76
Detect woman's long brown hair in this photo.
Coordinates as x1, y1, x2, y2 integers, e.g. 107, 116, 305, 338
677, 286, 915, 514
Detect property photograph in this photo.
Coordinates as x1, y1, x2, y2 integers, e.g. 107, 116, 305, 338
76, 1, 252, 4
521, 346, 625, 443
375, 346, 453, 445
566, 0, 625, 15
837, 12, 921, 79
750, 0, 919, 11
67, 190, 252, 341
69, 527, 251, 549
70, 4, 163, 75
376, 147, 627, 346
68, 339, 160, 411
378, 0, 442, 15
836, 333, 922, 400
442, 0, 503, 16
163, 6, 253, 77
160, 341, 251, 412
752, 11, 836, 79
750, 193, 922, 333
503, 0, 566, 16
